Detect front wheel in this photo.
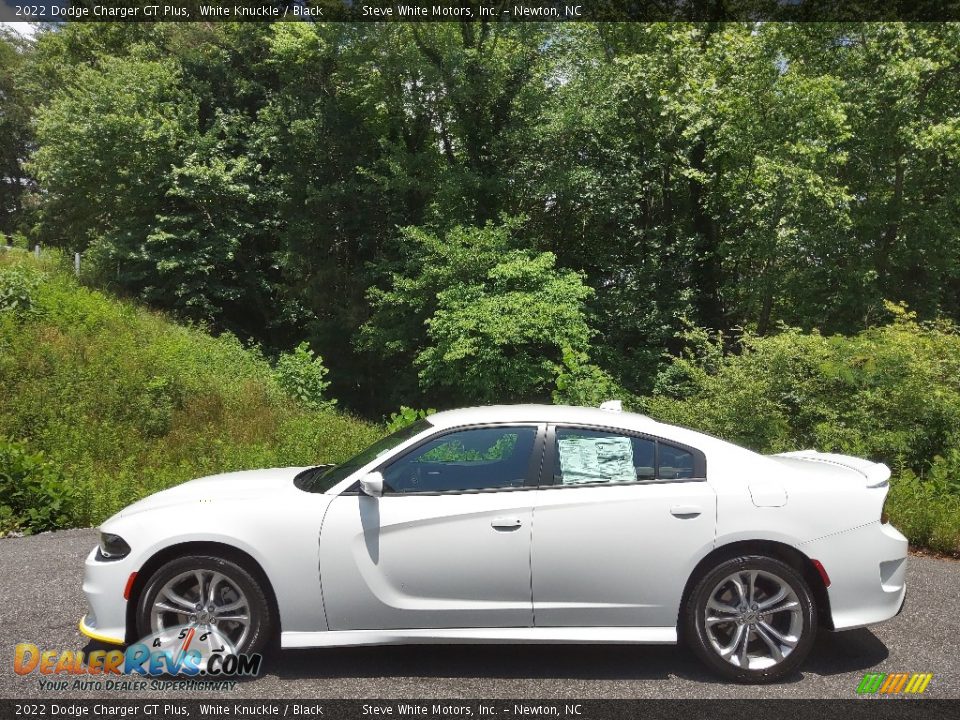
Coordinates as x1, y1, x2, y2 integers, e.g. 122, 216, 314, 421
136, 554, 273, 656
684, 555, 817, 683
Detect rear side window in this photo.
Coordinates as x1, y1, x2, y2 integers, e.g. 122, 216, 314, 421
658, 442, 696, 479
553, 427, 702, 484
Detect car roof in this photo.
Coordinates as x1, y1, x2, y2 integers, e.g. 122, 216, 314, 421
425, 404, 751, 458
428, 404, 661, 432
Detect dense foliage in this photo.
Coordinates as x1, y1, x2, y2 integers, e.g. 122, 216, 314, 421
0, 29, 32, 237
0, 251, 377, 533
3, 22, 958, 414
0, 436, 73, 534
360, 219, 597, 404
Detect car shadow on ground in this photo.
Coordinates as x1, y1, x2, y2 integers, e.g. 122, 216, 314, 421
805, 628, 890, 675
262, 628, 888, 684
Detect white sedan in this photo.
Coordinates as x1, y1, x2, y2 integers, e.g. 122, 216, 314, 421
80, 403, 907, 682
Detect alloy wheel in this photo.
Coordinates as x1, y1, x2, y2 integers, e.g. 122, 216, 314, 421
149, 569, 251, 650
703, 569, 803, 671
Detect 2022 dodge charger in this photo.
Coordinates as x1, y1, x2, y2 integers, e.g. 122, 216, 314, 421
80, 403, 907, 682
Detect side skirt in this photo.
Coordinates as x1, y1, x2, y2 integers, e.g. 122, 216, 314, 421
281, 626, 677, 649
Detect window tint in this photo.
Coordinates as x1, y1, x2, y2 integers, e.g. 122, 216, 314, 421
554, 428, 656, 485
658, 443, 696, 479
382, 426, 537, 494
553, 428, 701, 484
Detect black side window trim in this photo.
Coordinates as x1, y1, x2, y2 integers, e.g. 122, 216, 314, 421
544, 423, 707, 487
341, 423, 547, 496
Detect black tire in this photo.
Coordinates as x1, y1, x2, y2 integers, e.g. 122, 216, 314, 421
684, 555, 817, 683
135, 554, 273, 656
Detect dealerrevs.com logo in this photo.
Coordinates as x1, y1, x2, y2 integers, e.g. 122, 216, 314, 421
14, 625, 261, 692
856, 672, 933, 695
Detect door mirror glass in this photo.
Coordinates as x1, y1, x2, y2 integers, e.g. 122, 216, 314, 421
359, 471, 384, 498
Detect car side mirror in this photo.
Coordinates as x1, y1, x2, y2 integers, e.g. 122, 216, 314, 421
359, 471, 384, 498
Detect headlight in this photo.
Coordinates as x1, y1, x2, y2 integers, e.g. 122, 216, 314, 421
98, 532, 131, 560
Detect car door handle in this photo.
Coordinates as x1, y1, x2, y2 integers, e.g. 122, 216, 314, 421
670, 505, 702, 518
490, 516, 523, 530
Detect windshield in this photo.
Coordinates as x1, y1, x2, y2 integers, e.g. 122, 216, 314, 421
294, 418, 433, 493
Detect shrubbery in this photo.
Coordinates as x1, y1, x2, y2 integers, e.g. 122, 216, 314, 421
0, 262, 42, 317
0, 252, 379, 533
273, 342, 336, 410
0, 437, 74, 534
552, 347, 628, 408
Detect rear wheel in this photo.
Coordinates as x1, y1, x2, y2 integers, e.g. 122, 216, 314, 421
135, 554, 273, 656
684, 555, 817, 683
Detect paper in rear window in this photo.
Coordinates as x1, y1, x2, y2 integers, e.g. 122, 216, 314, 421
558, 435, 635, 484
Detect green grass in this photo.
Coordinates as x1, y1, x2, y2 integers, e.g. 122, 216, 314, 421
0, 250, 380, 532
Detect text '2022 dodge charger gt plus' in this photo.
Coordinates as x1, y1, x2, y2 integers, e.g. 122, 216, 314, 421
80, 403, 907, 682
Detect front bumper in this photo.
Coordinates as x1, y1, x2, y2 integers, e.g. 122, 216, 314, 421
803, 522, 908, 631
79, 545, 132, 645
78, 614, 125, 645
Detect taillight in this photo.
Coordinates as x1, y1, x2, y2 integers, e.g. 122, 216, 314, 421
880, 494, 890, 524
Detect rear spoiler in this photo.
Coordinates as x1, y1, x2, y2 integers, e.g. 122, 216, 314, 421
774, 450, 891, 488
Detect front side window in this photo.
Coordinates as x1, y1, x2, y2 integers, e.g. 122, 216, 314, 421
553, 427, 699, 484
295, 419, 433, 493
381, 426, 538, 494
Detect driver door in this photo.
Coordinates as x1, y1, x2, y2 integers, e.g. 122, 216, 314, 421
318, 424, 544, 630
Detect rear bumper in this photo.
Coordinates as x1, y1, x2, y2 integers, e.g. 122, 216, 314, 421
802, 522, 908, 631
896, 587, 907, 616
80, 545, 132, 645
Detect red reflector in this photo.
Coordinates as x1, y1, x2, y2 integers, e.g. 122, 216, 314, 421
811, 559, 831, 588
123, 572, 137, 601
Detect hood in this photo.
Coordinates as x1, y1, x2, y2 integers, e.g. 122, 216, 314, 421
119, 466, 309, 518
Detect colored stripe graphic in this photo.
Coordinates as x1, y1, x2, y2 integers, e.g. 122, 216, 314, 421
880, 673, 908, 693
857, 673, 886, 694
857, 672, 932, 695
904, 674, 933, 694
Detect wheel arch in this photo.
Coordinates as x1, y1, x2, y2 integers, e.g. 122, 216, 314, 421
677, 538, 833, 639
124, 541, 281, 645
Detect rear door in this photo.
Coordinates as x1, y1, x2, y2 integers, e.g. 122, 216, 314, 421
531, 425, 716, 628
319, 424, 545, 630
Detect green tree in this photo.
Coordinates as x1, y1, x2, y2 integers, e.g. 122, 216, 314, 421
521, 24, 859, 386
0, 29, 34, 237
31, 55, 195, 254
30, 26, 299, 342
419, 248, 594, 404
359, 23, 553, 225
362, 219, 595, 405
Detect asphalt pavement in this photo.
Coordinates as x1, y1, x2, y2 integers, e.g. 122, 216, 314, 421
1, 528, 957, 699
